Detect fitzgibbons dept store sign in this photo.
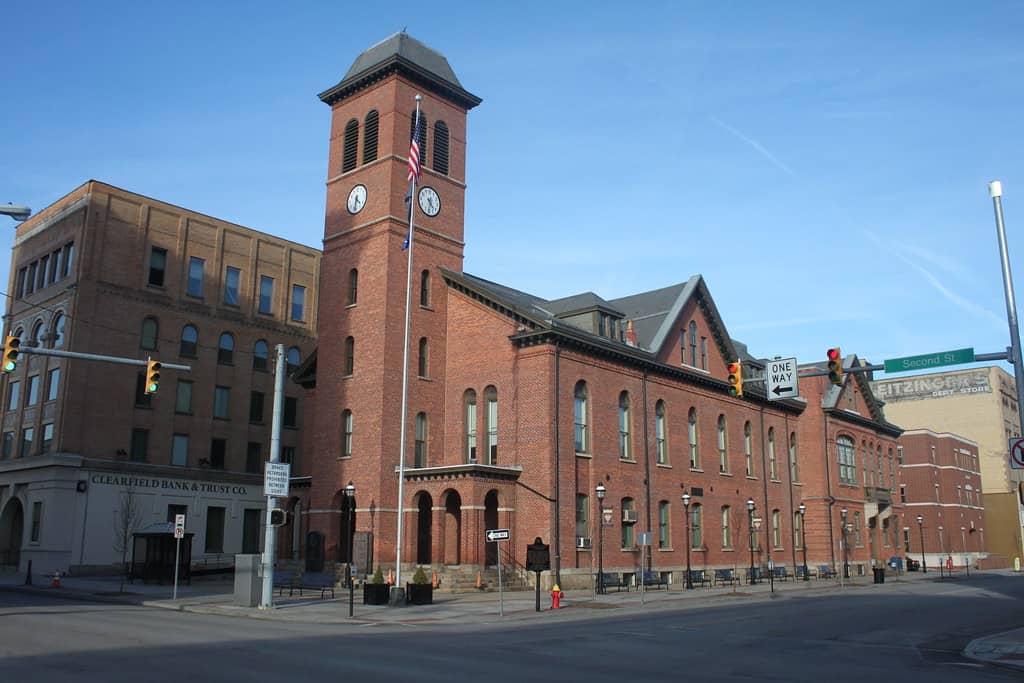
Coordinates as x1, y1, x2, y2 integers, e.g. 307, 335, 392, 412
872, 369, 991, 403
89, 473, 250, 496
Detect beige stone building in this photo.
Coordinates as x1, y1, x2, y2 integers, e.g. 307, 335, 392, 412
0, 181, 319, 576
872, 366, 1022, 565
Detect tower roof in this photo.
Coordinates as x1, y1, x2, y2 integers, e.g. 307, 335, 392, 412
319, 32, 482, 109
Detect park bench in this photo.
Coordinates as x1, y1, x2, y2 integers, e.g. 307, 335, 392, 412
713, 568, 738, 586
772, 566, 791, 582
794, 565, 812, 580
817, 564, 838, 580
687, 569, 712, 588
640, 570, 666, 590
597, 572, 628, 592
745, 567, 763, 585
277, 571, 336, 599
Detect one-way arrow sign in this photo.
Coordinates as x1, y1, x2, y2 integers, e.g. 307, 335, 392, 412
486, 528, 510, 542
766, 357, 799, 402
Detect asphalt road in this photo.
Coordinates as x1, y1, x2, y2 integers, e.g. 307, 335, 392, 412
1, 574, 1021, 682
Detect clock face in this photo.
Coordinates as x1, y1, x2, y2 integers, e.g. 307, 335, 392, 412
347, 184, 367, 214
418, 186, 441, 217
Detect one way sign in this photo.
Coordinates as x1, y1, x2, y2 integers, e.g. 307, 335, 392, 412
766, 357, 799, 401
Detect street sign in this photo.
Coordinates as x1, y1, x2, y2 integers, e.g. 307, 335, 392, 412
638, 532, 651, 547
174, 513, 185, 539
263, 461, 291, 497
883, 348, 975, 374
602, 507, 613, 526
753, 516, 763, 530
766, 357, 798, 401
1011, 438, 1024, 470
485, 528, 510, 542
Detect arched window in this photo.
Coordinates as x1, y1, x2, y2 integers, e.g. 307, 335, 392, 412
348, 268, 358, 306
432, 121, 449, 175
342, 118, 359, 172
287, 347, 300, 373
876, 445, 884, 488
140, 317, 158, 351
658, 501, 670, 549
51, 314, 65, 349
621, 498, 636, 548
768, 427, 777, 479
418, 337, 428, 378
717, 414, 728, 473
744, 421, 754, 476
484, 386, 498, 464
618, 391, 631, 460
253, 340, 269, 372
790, 432, 799, 482
691, 503, 703, 548
414, 412, 428, 467
722, 506, 732, 548
218, 333, 234, 365
862, 440, 870, 486
30, 321, 43, 348
574, 381, 589, 453
688, 321, 698, 366
837, 435, 856, 484
772, 509, 782, 548
341, 409, 353, 457
464, 389, 477, 462
180, 325, 198, 358
688, 407, 699, 469
655, 400, 667, 464
362, 110, 379, 164
344, 337, 354, 375
420, 270, 430, 307
410, 112, 428, 167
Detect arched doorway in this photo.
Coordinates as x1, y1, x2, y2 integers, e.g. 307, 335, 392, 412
484, 490, 499, 566
443, 490, 462, 565
0, 498, 24, 568
416, 492, 432, 565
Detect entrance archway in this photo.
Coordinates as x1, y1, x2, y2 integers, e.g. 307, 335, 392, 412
416, 492, 433, 565
443, 491, 462, 565
484, 490, 499, 566
0, 498, 24, 568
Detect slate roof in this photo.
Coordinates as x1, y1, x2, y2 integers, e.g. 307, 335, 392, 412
318, 32, 482, 109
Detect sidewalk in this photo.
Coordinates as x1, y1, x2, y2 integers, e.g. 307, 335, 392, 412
2, 568, 1022, 669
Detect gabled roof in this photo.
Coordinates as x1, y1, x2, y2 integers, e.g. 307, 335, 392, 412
803, 354, 903, 436
546, 292, 623, 317
318, 32, 482, 109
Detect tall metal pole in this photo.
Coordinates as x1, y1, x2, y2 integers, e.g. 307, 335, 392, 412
917, 515, 927, 573
682, 493, 692, 589
346, 481, 355, 618
595, 483, 606, 595
259, 344, 286, 609
840, 508, 848, 580
747, 498, 756, 585
394, 95, 423, 597
799, 503, 809, 581
989, 181, 1024, 430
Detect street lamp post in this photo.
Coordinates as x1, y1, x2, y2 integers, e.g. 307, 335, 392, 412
961, 526, 969, 577
345, 481, 355, 618
747, 498, 756, 585
595, 483, 606, 595
840, 508, 849, 579
798, 502, 808, 581
917, 514, 927, 573
682, 493, 692, 589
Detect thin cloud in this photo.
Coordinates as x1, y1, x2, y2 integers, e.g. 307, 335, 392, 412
709, 115, 796, 177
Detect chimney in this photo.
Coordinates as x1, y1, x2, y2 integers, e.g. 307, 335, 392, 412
625, 320, 638, 347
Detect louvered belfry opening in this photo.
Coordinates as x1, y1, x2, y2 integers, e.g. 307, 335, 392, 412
342, 118, 359, 172
362, 110, 379, 164
432, 121, 449, 175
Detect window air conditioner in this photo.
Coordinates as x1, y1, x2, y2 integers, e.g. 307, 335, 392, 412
575, 536, 592, 550
622, 510, 638, 523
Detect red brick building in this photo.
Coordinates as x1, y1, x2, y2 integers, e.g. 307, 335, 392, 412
291, 33, 909, 589
898, 429, 985, 570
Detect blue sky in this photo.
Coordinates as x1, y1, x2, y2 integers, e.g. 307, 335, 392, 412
3, 1, 1023, 374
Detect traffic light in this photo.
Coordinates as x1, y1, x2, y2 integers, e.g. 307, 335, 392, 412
726, 360, 743, 397
145, 359, 161, 395
270, 508, 287, 527
2, 336, 19, 373
827, 348, 843, 385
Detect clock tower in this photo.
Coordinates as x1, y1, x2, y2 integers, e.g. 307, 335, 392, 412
309, 33, 481, 566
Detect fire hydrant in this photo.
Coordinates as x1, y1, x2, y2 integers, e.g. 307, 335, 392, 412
52, 571, 61, 588
551, 584, 564, 609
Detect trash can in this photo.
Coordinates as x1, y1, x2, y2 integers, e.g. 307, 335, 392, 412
872, 567, 885, 584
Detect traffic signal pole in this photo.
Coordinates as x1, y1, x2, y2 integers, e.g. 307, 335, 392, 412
13, 346, 191, 371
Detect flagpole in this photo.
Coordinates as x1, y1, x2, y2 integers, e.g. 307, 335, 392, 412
394, 94, 422, 595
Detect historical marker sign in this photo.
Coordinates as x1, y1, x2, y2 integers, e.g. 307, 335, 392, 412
767, 357, 799, 401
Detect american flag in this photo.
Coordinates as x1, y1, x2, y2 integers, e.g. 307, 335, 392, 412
407, 113, 423, 181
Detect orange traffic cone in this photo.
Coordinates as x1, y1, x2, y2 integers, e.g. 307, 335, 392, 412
431, 572, 439, 588
476, 571, 483, 589
52, 571, 61, 588
386, 569, 394, 585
